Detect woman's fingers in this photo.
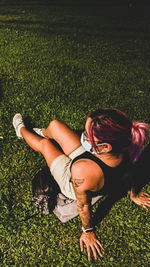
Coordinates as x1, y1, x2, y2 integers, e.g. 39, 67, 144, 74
143, 192, 150, 197
141, 196, 150, 206
96, 240, 104, 251
80, 232, 104, 261
80, 239, 84, 252
142, 204, 149, 211
86, 243, 103, 261
80, 239, 92, 261
86, 245, 91, 262
91, 244, 99, 260
94, 243, 103, 257
85, 240, 103, 261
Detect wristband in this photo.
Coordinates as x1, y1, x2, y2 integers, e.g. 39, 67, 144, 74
82, 226, 93, 233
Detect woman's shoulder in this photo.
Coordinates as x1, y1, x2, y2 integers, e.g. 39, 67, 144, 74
71, 158, 103, 175
71, 159, 104, 191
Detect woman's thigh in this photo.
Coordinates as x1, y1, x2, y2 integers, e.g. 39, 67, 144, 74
44, 120, 82, 156
41, 139, 63, 168
50, 153, 76, 199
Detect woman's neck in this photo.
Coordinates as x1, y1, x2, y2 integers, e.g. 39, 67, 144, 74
95, 152, 123, 167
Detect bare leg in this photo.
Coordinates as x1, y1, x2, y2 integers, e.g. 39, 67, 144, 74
42, 120, 81, 156
20, 127, 63, 167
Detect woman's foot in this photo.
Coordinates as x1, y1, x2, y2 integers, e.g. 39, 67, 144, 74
13, 113, 25, 139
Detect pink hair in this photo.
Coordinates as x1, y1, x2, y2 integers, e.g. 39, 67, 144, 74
130, 122, 149, 162
88, 108, 149, 163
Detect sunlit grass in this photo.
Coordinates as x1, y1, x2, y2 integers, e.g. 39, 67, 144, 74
0, 0, 150, 266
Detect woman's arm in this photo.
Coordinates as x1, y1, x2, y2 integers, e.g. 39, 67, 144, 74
72, 180, 92, 229
72, 178, 104, 261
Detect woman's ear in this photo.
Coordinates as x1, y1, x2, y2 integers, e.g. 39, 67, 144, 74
98, 143, 112, 153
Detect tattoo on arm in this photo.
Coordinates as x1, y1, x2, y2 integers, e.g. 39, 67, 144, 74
77, 195, 92, 229
71, 178, 85, 188
72, 186, 92, 228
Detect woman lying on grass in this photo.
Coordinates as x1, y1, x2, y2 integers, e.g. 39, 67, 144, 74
13, 108, 150, 261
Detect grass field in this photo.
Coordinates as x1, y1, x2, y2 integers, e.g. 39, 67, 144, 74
0, 0, 150, 266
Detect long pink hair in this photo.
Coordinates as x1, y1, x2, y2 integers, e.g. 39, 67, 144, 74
88, 108, 149, 163
130, 122, 149, 162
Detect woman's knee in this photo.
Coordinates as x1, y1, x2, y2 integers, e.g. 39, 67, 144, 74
48, 119, 62, 130
47, 120, 65, 138
39, 138, 51, 153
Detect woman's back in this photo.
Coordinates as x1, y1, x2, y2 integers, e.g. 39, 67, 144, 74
70, 151, 127, 195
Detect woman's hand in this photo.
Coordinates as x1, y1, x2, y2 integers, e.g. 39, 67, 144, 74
80, 231, 104, 261
129, 191, 150, 211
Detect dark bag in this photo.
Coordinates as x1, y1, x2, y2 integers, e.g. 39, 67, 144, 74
32, 166, 60, 215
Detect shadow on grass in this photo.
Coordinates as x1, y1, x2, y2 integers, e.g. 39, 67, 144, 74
0, 3, 150, 41
1, 17, 150, 41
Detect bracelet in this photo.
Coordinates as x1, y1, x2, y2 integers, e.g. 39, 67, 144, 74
82, 226, 94, 233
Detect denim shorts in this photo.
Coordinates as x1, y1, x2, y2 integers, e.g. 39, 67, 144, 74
50, 145, 86, 200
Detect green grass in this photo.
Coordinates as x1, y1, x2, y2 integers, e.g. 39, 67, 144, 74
0, 0, 150, 266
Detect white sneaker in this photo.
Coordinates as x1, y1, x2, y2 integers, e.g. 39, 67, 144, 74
12, 113, 25, 139
33, 128, 46, 138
